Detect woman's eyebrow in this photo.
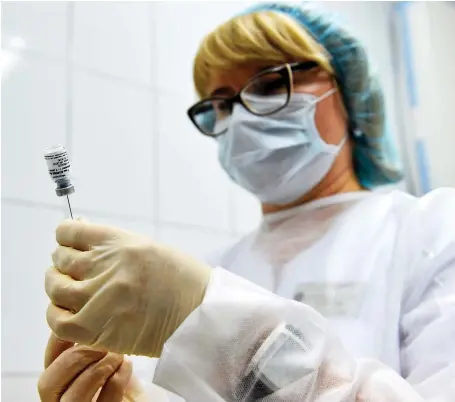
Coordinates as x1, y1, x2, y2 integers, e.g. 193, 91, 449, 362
209, 87, 234, 97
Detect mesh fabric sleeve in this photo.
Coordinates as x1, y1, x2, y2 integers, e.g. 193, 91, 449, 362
153, 268, 428, 402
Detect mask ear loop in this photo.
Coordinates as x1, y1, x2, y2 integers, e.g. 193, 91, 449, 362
312, 87, 338, 105
312, 86, 348, 149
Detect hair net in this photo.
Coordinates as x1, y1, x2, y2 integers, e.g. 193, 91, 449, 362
240, 2, 404, 188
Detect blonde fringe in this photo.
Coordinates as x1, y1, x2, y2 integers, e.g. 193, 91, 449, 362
193, 11, 333, 98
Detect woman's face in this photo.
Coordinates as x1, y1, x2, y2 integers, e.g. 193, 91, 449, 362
207, 62, 360, 210
207, 63, 348, 146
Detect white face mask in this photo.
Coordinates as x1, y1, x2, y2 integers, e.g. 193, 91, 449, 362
216, 88, 346, 205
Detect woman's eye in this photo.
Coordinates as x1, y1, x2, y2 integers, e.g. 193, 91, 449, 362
219, 101, 230, 111
214, 100, 231, 117
253, 78, 286, 95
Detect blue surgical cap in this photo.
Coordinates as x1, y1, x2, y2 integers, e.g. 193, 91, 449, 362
240, 2, 404, 188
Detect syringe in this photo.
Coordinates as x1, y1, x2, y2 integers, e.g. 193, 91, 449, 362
44, 145, 75, 219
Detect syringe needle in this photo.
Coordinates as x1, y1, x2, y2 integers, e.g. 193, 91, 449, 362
67, 195, 74, 219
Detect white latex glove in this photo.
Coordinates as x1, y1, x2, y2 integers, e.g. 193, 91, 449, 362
45, 219, 212, 357
38, 333, 150, 402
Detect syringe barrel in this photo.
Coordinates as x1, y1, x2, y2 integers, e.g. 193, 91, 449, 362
44, 145, 75, 197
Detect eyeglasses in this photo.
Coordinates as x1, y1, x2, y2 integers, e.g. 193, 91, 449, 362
187, 61, 318, 137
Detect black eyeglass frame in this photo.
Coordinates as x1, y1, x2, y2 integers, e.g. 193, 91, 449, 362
187, 61, 319, 137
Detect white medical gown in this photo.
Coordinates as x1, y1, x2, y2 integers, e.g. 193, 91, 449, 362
152, 189, 455, 401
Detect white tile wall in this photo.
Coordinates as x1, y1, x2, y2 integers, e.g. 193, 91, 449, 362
1, 376, 40, 402
157, 225, 237, 261
1, 56, 66, 205
1, 2, 68, 58
2, 1, 399, 398
1, 203, 64, 373
153, 1, 256, 95
157, 91, 232, 230
71, 71, 155, 218
72, 2, 152, 84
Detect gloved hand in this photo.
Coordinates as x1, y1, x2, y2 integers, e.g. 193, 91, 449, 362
38, 333, 149, 402
45, 219, 212, 357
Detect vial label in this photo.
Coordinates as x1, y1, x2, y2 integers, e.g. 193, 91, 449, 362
45, 151, 71, 181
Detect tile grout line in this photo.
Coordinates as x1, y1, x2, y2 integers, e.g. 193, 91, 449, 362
4, 5, 246, 240
2, 372, 46, 377
12, 46, 182, 95
1, 196, 239, 236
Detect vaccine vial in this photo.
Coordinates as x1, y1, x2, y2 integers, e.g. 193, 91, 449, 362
44, 144, 74, 218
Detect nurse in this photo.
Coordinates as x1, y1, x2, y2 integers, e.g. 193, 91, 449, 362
41, 3, 455, 401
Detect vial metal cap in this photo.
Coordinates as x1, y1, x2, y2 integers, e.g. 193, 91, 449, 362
55, 185, 75, 197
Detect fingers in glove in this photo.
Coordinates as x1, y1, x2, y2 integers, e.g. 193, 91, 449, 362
56, 219, 121, 252
44, 332, 74, 369
38, 345, 107, 402
52, 246, 90, 280
58, 352, 124, 402
45, 268, 88, 313
96, 359, 133, 402
46, 303, 94, 345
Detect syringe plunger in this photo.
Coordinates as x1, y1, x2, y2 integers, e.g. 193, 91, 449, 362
44, 145, 75, 196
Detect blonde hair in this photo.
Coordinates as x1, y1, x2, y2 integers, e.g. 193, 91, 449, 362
193, 11, 334, 98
